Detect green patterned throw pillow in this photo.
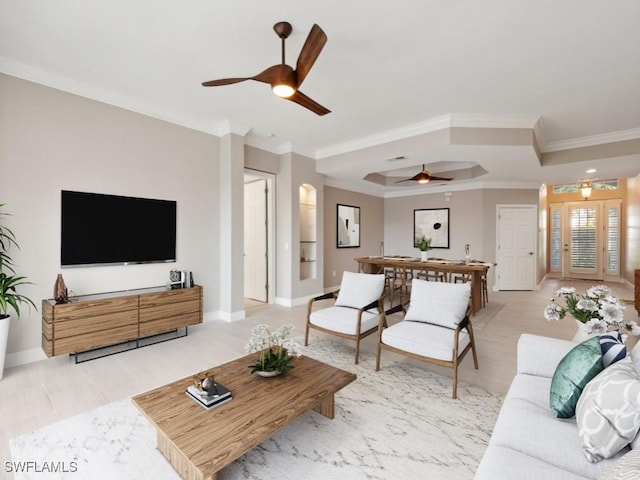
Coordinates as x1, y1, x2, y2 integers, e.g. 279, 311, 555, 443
550, 336, 604, 418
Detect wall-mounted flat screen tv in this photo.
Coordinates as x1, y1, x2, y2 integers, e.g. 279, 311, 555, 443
61, 190, 177, 267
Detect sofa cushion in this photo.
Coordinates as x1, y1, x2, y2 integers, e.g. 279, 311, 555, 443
404, 279, 470, 328
474, 444, 593, 480
489, 373, 623, 479
335, 271, 385, 309
597, 448, 640, 480
576, 358, 640, 463
550, 336, 604, 418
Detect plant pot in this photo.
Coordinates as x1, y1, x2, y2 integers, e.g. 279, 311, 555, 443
255, 370, 282, 378
420, 251, 429, 262
0, 315, 10, 381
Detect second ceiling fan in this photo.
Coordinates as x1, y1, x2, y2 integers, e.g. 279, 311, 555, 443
396, 165, 453, 184
202, 21, 330, 116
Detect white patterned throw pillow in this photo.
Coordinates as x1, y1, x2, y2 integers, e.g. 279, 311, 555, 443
576, 358, 640, 463
597, 448, 640, 480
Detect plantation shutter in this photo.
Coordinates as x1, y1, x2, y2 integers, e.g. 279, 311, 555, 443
550, 204, 562, 273
605, 200, 621, 276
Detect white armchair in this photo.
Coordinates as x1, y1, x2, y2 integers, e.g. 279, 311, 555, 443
305, 271, 386, 364
376, 279, 478, 399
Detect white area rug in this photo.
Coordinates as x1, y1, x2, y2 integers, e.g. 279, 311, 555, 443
10, 339, 503, 480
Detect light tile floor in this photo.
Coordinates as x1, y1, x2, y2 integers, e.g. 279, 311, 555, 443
0, 278, 636, 479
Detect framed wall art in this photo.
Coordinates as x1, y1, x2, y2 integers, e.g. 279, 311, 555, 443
337, 204, 361, 248
413, 208, 449, 249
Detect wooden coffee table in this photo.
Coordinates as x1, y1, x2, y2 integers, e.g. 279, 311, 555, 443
132, 353, 356, 480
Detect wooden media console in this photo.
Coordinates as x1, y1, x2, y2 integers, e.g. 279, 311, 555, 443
42, 285, 203, 361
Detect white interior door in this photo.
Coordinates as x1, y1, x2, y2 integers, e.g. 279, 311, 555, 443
496, 205, 537, 290
244, 178, 267, 302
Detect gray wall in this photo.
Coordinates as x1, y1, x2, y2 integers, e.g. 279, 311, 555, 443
323, 186, 385, 289
0, 74, 220, 360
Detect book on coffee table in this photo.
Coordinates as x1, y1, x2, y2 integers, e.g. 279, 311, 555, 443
186, 383, 232, 410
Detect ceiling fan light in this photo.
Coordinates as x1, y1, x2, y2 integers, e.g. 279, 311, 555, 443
417, 178, 429, 184
272, 83, 295, 98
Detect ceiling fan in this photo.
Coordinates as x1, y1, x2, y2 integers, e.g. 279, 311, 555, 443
202, 21, 330, 116
396, 164, 454, 184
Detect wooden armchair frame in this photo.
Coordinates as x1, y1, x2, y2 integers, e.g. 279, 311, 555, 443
376, 303, 478, 399
305, 290, 387, 364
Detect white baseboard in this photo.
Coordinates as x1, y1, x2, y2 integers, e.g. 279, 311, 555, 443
206, 309, 246, 322
275, 292, 324, 307
5, 347, 47, 369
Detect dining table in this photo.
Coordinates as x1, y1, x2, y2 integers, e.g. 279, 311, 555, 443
355, 256, 493, 314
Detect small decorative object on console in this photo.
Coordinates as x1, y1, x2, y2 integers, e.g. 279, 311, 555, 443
544, 285, 640, 338
245, 324, 301, 375
53, 273, 68, 304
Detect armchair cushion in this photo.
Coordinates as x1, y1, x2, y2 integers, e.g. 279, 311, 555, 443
309, 306, 381, 336
404, 279, 471, 328
335, 271, 385, 309
381, 320, 470, 362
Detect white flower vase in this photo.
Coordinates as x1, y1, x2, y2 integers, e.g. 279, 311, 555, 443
572, 319, 592, 343
420, 251, 428, 262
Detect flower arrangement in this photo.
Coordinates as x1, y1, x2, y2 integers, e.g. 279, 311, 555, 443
544, 285, 639, 335
245, 324, 301, 374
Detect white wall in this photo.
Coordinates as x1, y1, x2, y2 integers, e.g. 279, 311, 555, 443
0, 74, 220, 358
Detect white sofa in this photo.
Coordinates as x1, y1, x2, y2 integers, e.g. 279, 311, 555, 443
475, 334, 635, 480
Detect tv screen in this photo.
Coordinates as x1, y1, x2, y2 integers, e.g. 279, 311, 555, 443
61, 190, 177, 267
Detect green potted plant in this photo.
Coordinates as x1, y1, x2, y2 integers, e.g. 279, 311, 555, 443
415, 234, 432, 261
0, 204, 36, 379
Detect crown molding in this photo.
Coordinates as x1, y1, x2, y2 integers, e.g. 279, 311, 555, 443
315, 114, 543, 160
383, 180, 542, 198
214, 119, 251, 137
315, 115, 453, 159
543, 127, 640, 153
323, 177, 387, 197
0, 57, 221, 136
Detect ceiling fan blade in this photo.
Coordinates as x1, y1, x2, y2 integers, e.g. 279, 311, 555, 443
295, 24, 327, 87
395, 178, 416, 183
202, 77, 252, 87
286, 90, 330, 116
428, 175, 454, 181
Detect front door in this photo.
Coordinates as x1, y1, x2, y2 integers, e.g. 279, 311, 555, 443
564, 202, 602, 280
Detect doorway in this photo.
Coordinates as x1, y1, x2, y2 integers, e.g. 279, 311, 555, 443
496, 205, 537, 290
549, 200, 621, 281
244, 170, 275, 304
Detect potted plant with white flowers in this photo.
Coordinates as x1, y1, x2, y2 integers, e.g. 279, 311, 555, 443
245, 324, 301, 376
543, 285, 639, 342
0, 204, 36, 379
